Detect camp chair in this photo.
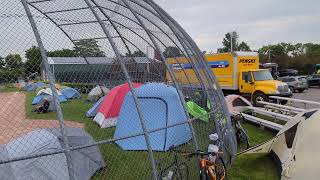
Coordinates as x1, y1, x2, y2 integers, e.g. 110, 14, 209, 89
186, 101, 209, 123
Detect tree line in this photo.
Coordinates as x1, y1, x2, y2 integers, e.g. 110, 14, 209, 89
0, 39, 182, 83
217, 31, 320, 74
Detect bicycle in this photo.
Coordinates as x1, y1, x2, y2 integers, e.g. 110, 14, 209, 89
158, 149, 189, 180
159, 134, 227, 180
231, 113, 250, 151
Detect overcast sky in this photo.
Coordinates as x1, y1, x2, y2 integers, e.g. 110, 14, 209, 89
155, 0, 320, 52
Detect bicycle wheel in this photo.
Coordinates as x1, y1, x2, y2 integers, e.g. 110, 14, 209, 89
236, 124, 250, 152
159, 162, 189, 180
175, 162, 189, 180
215, 157, 227, 180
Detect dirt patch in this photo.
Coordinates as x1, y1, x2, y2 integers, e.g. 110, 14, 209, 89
0, 92, 84, 144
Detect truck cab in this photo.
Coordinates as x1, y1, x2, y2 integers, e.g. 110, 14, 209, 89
240, 69, 292, 106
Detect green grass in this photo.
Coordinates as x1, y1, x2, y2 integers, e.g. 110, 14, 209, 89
228, 122, 278, 180
22, 91, 279, 180
229, 153, 279, 180
0, 84, 21, 92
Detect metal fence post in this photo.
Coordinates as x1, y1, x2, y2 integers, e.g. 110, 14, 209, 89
83, 0, 158, 179
147, 0, 237, 159
21, 1, 75, 179
121, 0, 200, 152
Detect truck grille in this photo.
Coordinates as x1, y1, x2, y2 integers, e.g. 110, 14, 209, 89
278, 85, 289, 92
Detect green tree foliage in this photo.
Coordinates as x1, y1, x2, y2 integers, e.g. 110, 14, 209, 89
218, 31, 251, 52
304, 43, 320, 57
0, 54, 24, 82
125, 50, 145, 57
163, 46, 182, 58
25, 46, 42, 76
0, 56, 5, 69
74, 39, 105, 57
259, 43, 320, 74
48, 49, 78, 57
5, 54, 23, 69
238, 42, 251, 51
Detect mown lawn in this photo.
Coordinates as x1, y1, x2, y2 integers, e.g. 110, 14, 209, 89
23, 91, 279, 180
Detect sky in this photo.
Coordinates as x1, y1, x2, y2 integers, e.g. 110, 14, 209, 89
155, 0, 320, 52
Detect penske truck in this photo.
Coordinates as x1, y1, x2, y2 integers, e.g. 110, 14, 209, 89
167, 51, 292, 106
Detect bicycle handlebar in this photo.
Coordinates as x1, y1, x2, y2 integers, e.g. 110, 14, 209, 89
182, 150, 223, 158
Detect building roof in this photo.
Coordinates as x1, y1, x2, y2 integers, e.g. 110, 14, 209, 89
48, 57, 160, 65
48, 57, 114, 65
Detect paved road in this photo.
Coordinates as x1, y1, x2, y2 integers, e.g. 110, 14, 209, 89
0, 92, 84, 144
291, 88, 320, 109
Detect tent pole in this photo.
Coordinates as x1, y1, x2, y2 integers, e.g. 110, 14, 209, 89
21, 1, 75, 179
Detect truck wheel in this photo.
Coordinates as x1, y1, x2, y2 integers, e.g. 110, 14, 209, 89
252, 92, 268, 107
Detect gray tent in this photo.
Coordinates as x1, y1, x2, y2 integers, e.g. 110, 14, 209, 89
87, 85, 110, 102
243, 110, 320, 180
0, 128, 105, 180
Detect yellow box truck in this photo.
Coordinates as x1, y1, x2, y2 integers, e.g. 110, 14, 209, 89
168, 51, 292, 106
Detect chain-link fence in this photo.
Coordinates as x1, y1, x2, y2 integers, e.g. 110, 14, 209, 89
0, 0, 237, 179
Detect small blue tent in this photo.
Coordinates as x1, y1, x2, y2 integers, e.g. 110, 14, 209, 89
61, 87, 81, 99
86, 96, 105, 118
24, 82, 36, 91
114, 83, 192, 151
32, 95, 68, 105
34, 82, 46, 89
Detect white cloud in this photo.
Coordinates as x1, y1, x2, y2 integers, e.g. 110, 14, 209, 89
155, 0, 320, 51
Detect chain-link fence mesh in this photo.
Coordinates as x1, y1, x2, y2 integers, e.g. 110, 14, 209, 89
0, 0, 237, 179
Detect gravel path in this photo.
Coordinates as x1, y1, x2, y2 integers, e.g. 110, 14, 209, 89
0, 92, 83, 144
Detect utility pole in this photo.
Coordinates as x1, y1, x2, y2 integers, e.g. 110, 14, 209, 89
268, 49, 272, 63
230, 32, 233, 52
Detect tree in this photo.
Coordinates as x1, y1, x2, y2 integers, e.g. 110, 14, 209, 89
163, 46, 182, 58
48, 49, 78, 57
25, 46, 42, 76
74, 39, 105, 57
125, 50, 145, 57
304, 43, 320, 57
0, 56, 5, 69
5, 54, 23, 69
238, 42, 251, 51
218, 31, 239, 53
3, 54, 24, 81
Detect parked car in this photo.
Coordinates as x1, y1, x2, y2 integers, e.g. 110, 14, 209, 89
278, 69, 298, 77
278, 76, 308, 93
307, 74, 320, 87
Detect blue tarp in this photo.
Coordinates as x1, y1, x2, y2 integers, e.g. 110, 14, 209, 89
32, 95, 68, 105
114, 83, 192, 151
61, 87, 81, 99
86, 96, 105, 118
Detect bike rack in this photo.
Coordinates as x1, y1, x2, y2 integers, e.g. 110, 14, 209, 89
242, 113, 283, 131
270, 96, 320, 109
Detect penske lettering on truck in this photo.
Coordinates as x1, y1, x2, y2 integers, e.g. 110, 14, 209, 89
239, 59, 256, 64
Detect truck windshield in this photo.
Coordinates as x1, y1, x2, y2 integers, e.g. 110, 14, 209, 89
253, 70, 274, 81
